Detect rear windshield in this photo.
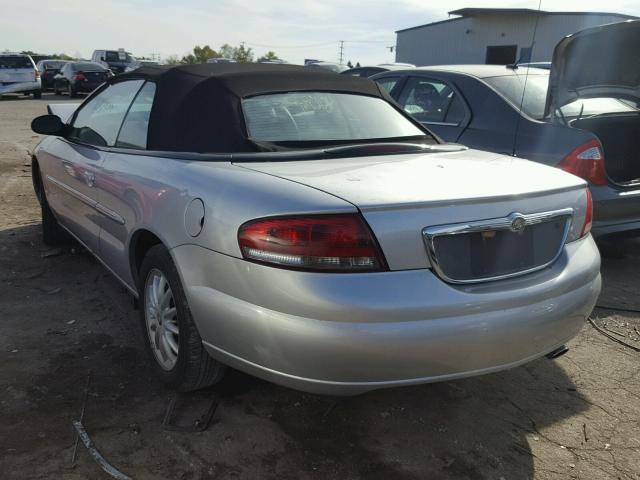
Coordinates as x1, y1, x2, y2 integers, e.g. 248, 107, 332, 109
0, 56, 33, 69
485, 74, 637, 120
242, 92, 425, 143
43, 61, 66, 70
72, 63, 106, 71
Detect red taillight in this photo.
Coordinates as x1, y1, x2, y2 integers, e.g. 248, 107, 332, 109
581, 188, 593, 237
558, 139, 607, 186
238, 214, 386, 272
35, 70, 40, 79
74, 72, 86, 81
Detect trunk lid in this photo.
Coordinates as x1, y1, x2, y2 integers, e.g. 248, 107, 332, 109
545, 20, 640, 116
239, 149, 584, 209
237, 149, 589, 275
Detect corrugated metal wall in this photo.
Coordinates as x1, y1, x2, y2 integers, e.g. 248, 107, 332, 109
396, 13, 631, 66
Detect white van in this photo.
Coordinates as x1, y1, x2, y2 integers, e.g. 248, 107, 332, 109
0, 53, 41, 98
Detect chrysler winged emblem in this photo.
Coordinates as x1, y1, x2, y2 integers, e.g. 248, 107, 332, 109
510, 215, 527, 233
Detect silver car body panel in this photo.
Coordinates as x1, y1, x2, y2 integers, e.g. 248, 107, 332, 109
34, 129, 600, 394
173, 236, 600, 395
239, 151, 589, 270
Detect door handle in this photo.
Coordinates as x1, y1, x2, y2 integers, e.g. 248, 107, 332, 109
83, 171, 95, 187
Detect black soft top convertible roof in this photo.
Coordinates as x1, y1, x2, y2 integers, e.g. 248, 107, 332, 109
114, 63, 392, 153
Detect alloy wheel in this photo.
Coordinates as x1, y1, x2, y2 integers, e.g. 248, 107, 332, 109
144, 269, 179, 370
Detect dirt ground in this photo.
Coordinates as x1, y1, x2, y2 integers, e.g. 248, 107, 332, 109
1, 93, 639, 480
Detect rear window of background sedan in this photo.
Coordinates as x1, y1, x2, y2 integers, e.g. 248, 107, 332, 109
242, 92, 425, 143
72, 63, 106, 71
43, 61, 66, 70
485, 74, 638, 120
0, 56, 33, 69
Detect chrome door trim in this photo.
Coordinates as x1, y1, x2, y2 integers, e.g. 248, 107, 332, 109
94, 203, 126, 225
46, 174, 125, 225
422, 121, 460, 127
422, 208, 574, 285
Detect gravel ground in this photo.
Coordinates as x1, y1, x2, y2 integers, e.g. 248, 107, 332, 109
1, 93, 639, 480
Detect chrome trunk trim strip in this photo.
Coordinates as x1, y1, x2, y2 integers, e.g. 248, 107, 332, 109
422, 208, 574, 284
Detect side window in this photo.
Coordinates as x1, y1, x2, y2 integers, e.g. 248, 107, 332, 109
397, 77, 465, 124
444, 93, 466, 124
115, 82, 156, 149
376, 76, 400, 94
68, 80, 144, 147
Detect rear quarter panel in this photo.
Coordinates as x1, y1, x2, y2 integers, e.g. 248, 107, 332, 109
97, 153, 355, 290
447, 74, 595, 165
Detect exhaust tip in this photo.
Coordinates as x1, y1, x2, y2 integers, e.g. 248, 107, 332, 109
546, 345, 569, 360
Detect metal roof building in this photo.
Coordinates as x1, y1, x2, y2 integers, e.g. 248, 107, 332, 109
396, 8, 637, 66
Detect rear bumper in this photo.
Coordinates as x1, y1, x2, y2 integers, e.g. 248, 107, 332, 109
172, 236, 601, 395
74, 82, 102, 92
592, 185, 640, 237
0, 80, 40, 94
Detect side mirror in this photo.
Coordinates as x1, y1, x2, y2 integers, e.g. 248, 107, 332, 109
100, 56, 105, 61
31, 115, 66, 136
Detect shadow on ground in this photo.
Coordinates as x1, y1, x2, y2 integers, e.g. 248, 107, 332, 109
2, 224, 637, 479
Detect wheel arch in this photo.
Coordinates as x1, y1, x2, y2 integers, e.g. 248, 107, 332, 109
31, 155, 43, 204
129, 228, 165, 289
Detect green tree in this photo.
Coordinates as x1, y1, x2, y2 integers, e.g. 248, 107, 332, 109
180, 53, 197, 64
180, 45, 218, 64
165, 55, 182, 65
232, 44, 254, 63
257, 51, 281, 62
193, 45, 219, 63
218, 44, 235, 59
217, 43, 254, 63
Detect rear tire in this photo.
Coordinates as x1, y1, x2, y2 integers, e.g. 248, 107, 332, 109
41, 195, 69, 246
138, 245, 225, 391
33, 162, 69, 246
33, 90, 42, 99
68, 84, 77, 98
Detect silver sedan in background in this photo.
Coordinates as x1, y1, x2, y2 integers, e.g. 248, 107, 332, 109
30, 64, 600, 395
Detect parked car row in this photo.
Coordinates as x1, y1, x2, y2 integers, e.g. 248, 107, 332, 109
1, 49, 143, 100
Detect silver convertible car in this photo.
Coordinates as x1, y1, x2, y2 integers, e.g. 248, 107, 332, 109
30, 64, 601, 395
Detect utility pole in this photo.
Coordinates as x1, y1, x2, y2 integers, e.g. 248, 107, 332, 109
338, 40, 344, 64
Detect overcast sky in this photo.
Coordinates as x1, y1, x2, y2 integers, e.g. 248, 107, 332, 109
1, 0, 638, 64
